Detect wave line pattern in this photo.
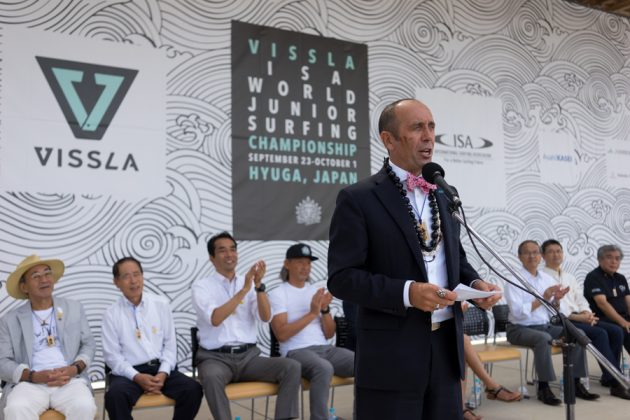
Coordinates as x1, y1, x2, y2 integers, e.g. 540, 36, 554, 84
0, 0, 629, 380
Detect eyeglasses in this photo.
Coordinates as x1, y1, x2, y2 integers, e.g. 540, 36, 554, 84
118, 271, 143, 281
29, 270, 54, 282
520, 251, 540, 257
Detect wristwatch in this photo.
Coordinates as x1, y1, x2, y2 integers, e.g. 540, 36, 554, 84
320, 306, 331, 315
72, 361, 85, 375
255, 283, 266, 293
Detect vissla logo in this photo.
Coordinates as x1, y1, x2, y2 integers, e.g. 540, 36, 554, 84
435, 133, 493, 149
36, 57, 138, 140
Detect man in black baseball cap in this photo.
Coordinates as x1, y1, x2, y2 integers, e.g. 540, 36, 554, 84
270, 243, 354, 420
286, 243, 319, 260
279, 243, 318, 281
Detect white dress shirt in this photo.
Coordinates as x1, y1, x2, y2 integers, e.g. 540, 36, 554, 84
505, 267, 556, 325
390, 161, 451, 322
102, 293, 176, 380
192, 272, 264, 350
542, 266, 591, 316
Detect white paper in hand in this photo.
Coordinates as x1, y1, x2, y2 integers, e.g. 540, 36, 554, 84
453, 284, 501, 301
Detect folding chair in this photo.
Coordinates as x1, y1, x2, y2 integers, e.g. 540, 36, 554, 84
190, 327, 276, 420
101, 365, 175, 420
40, 410, 65, 420
269, 317, 354, 420
492, 304, 561, 386
463, 305, 523, 405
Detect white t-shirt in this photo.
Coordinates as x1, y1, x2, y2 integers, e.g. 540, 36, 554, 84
269, 282, 327, 356
31, 308, 67, 371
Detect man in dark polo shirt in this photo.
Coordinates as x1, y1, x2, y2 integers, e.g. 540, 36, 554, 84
584, 244, 630, 354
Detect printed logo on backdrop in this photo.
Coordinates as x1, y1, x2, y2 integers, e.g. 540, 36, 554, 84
416, 88, 506, 209
36, 57, 138, 140
436, 134, 493, 150
232, 21, 369, 240
0, 27, 167, 198
538, 130, 579, 187
605, 138, 630, 189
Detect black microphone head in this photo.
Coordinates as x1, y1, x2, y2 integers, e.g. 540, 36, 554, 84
421, 162, 444, 184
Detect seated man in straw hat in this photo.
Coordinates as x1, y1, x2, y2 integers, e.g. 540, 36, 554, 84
0, 255, 97, 420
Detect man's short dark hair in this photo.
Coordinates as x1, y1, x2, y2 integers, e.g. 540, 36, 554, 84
541, 239, 562, 254
378, 98, 415, 137
518, 240, 540, 255
207, 231, 236, 257
597, 244, 624, 261
112, 256, 143, 278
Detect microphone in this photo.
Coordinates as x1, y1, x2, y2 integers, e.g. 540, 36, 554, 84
421, 162, 462, 208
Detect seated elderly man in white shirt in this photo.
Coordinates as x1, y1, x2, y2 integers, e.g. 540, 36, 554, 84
541, 239, 630, 400
0, 255, 96, 420
102, 256, 203, 420
504, 240, 598, 406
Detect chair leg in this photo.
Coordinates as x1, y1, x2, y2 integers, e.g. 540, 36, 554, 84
473, 373, 480, 407
264, 396, 269, 420
250, 398, 255, 420
519, 358, 526, 399
525, 348, 534, 385
330, 386, 336, 409
486, 362, 494, 376
301, 385, 305, 420
530, 350, 537, 386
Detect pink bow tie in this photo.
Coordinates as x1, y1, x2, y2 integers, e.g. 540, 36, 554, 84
406, 173, 436, 194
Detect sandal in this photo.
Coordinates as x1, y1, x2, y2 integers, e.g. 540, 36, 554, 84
485, 385, 522, 402
463, 408, 483, 420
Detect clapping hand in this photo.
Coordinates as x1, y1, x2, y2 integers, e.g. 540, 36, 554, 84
243, 260, 266, 292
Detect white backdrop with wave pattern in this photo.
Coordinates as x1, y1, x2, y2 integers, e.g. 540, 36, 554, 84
0, 0, 629, 381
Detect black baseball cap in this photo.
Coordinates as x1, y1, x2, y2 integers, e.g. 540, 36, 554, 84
286, 243, 319, 261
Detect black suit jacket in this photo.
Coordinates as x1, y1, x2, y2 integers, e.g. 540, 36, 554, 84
327, 168, 479, 391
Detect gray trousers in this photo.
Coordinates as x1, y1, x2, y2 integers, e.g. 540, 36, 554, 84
286, 345, 354, 420
197, 346, 301, 420
506, 323, 587, 383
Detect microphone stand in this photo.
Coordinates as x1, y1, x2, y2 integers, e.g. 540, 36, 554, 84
448, 203, 629, 420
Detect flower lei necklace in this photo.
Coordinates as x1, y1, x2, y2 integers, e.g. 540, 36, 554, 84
383, 157, 442, 259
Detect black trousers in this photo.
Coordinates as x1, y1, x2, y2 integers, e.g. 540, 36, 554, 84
104, 364, 203, 420
355, 319, 462, 420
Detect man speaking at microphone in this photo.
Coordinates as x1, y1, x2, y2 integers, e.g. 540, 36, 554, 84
328, 98, 501, 420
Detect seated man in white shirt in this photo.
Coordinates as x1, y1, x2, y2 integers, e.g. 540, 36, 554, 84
504, 240, 599, 406
102, 256, 203, 420
541, 239, 630, 399
0, 255, 97, 420
192, 232, 301, 420
270, 244, 354, 420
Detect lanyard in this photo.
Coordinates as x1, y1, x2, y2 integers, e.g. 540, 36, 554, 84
133, 304, 143, 340
32, 305, 56, 347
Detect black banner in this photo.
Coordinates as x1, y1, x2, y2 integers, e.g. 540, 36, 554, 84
232, 21, 369, 240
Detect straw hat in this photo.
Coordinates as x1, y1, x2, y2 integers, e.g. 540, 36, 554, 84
6, 255, 64, 299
